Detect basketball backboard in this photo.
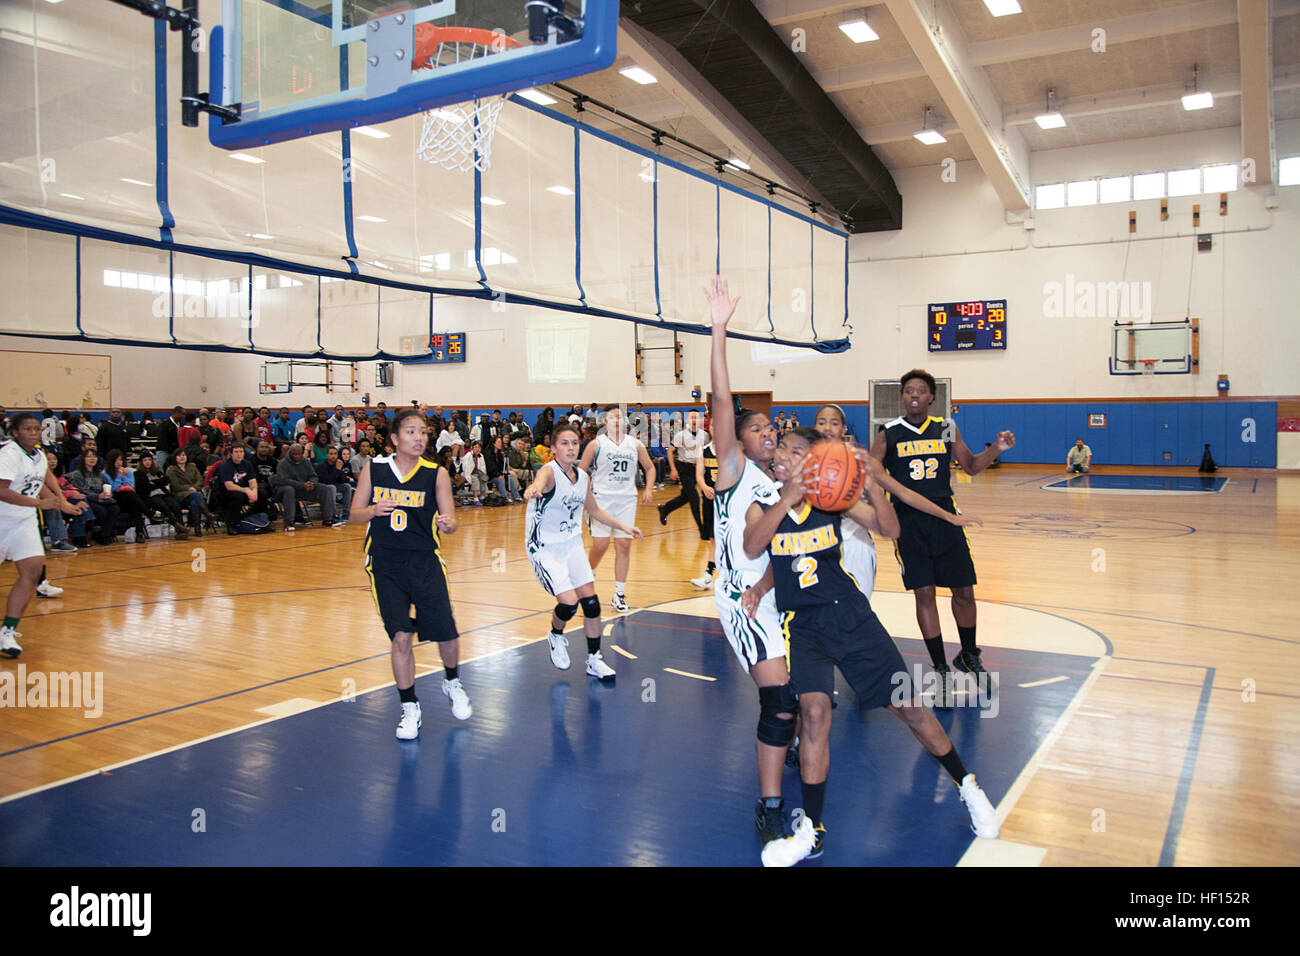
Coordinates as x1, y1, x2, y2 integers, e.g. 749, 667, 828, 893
1109, 320, 1194, 375
209, 1, 616, 150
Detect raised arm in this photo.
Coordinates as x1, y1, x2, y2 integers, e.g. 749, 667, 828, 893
706, 281, 750, 492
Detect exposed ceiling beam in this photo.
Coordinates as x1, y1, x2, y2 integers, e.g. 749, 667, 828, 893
616, 18, 838, 219
802, 0, 1300, 94
883, 0, 1031, 211
1238, 0, 1276, 186
755, 1, 885, 27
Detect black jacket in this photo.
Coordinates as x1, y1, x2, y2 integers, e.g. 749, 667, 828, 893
96, 420, 131, 459
157, 416, 182, 454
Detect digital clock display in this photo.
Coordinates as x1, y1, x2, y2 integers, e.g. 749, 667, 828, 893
400, 332, 467, 364
928, 300, 1006, 352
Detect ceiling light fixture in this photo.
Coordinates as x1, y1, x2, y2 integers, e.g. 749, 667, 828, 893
982, 0, 1022, 16
913, 107, 947, 145
352, 126, 391, 139
727, 157, 751, 171
516, 88, 558, 106
357, 215, 387, 223
547, 185, 575, 196
837, 13, 879, 43
1034, 89, 1066, 129
1182, 65, 1213, 111
229, 152, 265, 164
619, 66, 657, 85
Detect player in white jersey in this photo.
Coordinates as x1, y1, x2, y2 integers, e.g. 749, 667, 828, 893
705, 276, 815, 867
0, 414, 87, 657
579, 404, 654, 613
525, 421, 643, 682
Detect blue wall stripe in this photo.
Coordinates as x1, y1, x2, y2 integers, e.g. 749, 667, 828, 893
573, 124, 586, 304
652, 159, 662, 318
1159, 667, 1215, 866
153, 19, 175, 244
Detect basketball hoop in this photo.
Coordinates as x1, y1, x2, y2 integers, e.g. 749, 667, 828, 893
413, 26, 522, 173
1140, 360, 1157, 376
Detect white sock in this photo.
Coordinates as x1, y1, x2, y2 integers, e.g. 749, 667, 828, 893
614, 581, 625, 595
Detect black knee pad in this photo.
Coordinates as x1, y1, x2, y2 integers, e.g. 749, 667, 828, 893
554, 602, 579, 622
580, 595, 602, 618
757, 683, 799, 747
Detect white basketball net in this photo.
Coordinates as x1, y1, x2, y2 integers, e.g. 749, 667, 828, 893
418, 96, 507, 173
415, 36, 511, 173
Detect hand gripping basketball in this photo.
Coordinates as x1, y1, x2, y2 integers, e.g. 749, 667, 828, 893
803, 441, 866, 512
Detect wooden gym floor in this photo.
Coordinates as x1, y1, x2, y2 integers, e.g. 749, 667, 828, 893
1, 464, 1296, 866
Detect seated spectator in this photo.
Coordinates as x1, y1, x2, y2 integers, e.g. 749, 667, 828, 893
105, 449, 151, 541
250, 439, 280, 520
508, 437, 533, 492
436, 422, 465, 454
42, 450, 88, 552
460, 441, 489, 505
1067, 437, 1092, 473
337, 445, 357, 483
440, 447, 469, 499
530, 433, 553, 469
67, 447, 120, 545
315, 447, 353, 524
65, 436, 97, 474
254, 407, 274, 445
274, 442, 338, 530
271, 407, 295, 444
96, 408, 131, 461
197, 411, 222, 452
135, 452, 187, 539
213, 444, 264, 534
41, 408, 66, 447
326, 405, 349, 447
61, 416, 85, 464
310, 429, 332, 465
294, 405, 315, 441
485, 436, 523, 503
352, 440, 374, 478
211, 409, 233, 443
178, 412, 200, 451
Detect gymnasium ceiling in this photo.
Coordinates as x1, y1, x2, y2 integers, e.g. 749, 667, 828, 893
536, 0, 1300, 231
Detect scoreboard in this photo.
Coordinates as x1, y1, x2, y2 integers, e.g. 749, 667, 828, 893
928, 300, 1006, 352
399, 332, 467, 364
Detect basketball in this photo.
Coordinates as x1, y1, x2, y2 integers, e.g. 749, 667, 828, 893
802, 441, 865, 512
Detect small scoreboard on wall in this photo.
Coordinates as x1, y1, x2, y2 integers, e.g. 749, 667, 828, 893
928, 300, 1006, 351
399, 332, 467, 364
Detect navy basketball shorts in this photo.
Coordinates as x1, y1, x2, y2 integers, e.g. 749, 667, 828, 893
892, 499, 977, 591
365, 547, 459, 643
784, 598, 912, 710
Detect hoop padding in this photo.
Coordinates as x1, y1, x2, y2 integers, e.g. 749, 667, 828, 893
414, 26, 522, 174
